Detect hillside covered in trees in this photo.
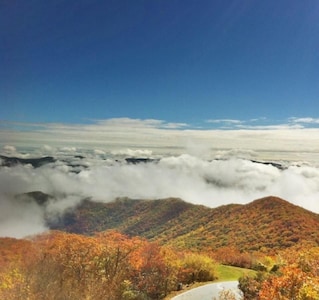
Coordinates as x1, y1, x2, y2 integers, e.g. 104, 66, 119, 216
50, 195, 319, 254
0, 231, 217, 299
1, 194, 319, 299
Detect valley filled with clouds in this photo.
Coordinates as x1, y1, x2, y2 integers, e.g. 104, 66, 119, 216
1, 144, 319, 238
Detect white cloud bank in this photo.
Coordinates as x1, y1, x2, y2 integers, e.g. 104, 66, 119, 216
1, 153, 319, 238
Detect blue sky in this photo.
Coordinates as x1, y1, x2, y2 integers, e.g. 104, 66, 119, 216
1, 0, 319, 128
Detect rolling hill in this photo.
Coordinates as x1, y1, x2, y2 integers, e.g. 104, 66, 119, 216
48, 195, 319, 253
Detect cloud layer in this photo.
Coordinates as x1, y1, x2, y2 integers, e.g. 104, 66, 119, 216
1, 117, 319, 162
1, 152, 319, 238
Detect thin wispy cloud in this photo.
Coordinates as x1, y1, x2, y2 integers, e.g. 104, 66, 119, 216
290, 117, 319, 125
206, 119, 244, 124
205, 117, 317, 130
94, 118, 188, 129
235, 124, 304, 130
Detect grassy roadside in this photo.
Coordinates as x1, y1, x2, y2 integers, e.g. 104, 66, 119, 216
164, 264, 256, 299
215, 264, 256, 281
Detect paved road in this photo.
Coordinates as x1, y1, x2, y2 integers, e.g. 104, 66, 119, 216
171, 281, 242, 300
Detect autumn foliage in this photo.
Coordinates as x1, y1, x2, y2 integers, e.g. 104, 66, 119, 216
0, 230, 217, 300
2, 196, 319, 299
51, 196, 319, 255
239, 247, 319, 300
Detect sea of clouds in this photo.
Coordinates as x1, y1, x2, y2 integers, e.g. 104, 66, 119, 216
1, 145, 319, 238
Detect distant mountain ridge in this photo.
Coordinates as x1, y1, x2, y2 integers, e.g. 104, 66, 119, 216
0, 155, 55, 168
0, 154, 288, 169
47, 195, 319, 253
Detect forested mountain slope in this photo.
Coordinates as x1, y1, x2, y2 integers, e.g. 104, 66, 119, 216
49, 196, 319, 253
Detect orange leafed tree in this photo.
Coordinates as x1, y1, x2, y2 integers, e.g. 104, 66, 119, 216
0, 230, 219, 300
239, 247, 319, 300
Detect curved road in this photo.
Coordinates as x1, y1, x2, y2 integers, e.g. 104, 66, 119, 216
171, 281, 242, 300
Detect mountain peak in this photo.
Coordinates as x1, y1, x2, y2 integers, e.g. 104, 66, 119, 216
247, 196, 292, 209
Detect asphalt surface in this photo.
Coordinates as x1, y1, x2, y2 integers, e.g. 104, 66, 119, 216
171, 281, 242, 300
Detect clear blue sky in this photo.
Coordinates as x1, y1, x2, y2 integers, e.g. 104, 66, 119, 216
1, 0, 319, 128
